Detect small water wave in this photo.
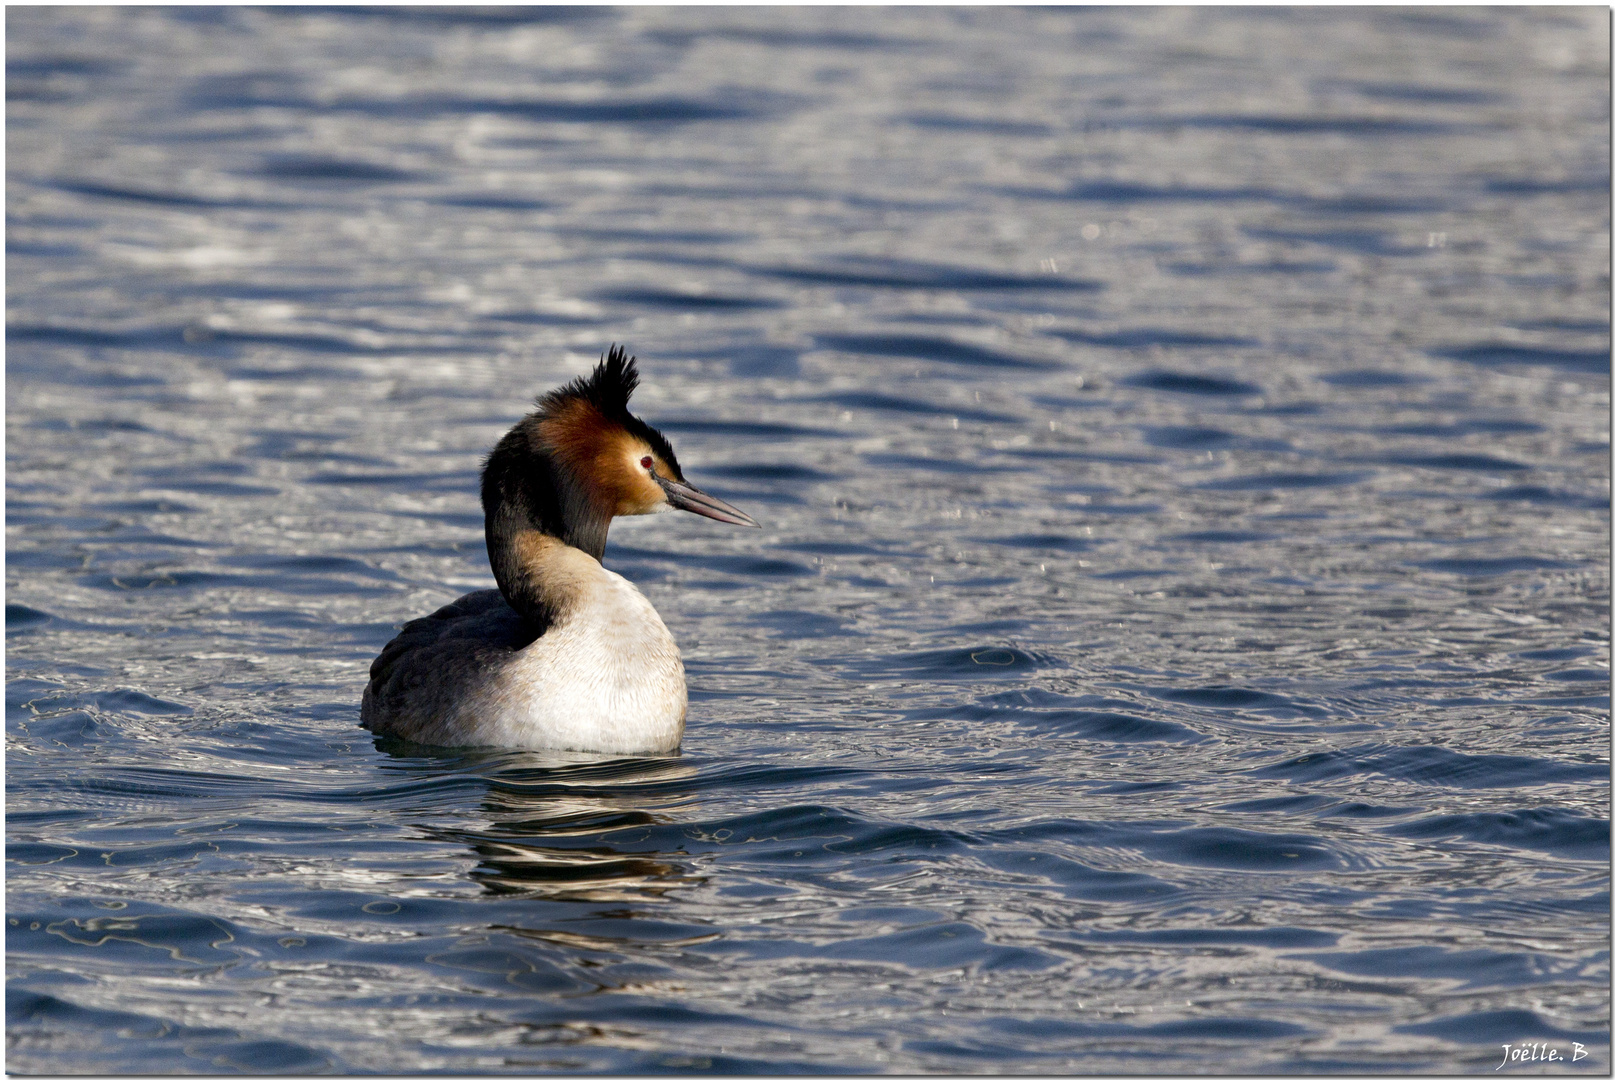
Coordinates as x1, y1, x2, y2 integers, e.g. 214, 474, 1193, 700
1395, 1008, 1610, 1047
837, 645, 1057, 681
8, 987, 333, 1072
1294, 945, 1604, 991
1254, 744, 1605, 789
1382, 808, 1609, 861
759, 256, 1101, 292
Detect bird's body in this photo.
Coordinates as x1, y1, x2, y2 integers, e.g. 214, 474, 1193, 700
361, 566, 687, 755
360, 347, 756, 754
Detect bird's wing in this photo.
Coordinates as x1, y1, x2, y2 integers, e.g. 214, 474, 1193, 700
363, 589, 549, 737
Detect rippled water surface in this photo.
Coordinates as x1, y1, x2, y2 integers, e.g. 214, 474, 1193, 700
7, 7, 1612, 1074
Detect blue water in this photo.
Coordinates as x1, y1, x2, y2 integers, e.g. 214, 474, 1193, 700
6, 6, 1610, 1073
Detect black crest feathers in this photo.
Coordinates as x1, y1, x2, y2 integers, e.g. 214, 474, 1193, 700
533, 344, 682, 481
541, 345, 639, 420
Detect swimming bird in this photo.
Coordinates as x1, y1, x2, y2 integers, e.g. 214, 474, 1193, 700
361, 346, 758, 754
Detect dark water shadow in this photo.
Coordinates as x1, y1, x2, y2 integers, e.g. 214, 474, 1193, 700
1430, 342, 1610, 375
274, 6, 611, 27
1122, 370, 1262, 396
756, 257, 1101, 292
815, 333, 1056, 370
596, 285, 786, 311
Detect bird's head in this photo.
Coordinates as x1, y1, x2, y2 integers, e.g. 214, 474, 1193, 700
483, 346, 757, 564
536, 346, 758, 527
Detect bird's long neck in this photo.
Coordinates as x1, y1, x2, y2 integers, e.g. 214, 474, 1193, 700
481, 425, 611, 624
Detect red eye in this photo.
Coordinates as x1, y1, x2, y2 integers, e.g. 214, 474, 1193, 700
641, 456, 653, 470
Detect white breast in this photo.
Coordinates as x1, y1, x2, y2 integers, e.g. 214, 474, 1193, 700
470, 565, 687, 754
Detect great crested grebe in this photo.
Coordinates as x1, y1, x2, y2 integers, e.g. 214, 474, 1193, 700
361, 346, 758, 754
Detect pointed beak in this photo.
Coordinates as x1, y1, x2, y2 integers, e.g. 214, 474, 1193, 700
657, 477, 760, 528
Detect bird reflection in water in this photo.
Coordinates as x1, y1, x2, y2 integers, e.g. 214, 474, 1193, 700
414, 751, 705, 903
